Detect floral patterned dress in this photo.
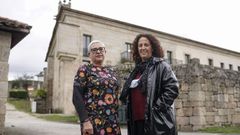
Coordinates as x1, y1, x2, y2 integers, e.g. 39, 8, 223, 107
73, 64, 121, 135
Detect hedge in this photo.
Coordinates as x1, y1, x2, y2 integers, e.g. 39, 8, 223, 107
9, 90, 28, 99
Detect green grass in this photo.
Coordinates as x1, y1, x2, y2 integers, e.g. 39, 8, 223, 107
199, 125, 240, 133
35, 114, 79, 123
8, 98, 79, 123
7, 98, 31, 113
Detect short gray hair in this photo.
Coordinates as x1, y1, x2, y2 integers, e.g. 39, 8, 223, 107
88, 40, 105, 53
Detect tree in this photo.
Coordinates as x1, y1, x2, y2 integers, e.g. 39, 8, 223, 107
15, 73, 34, 90
12, 73, 33, 90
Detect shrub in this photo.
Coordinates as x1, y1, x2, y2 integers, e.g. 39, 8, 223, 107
9, 90, 28, 99
35, 89, 47, 99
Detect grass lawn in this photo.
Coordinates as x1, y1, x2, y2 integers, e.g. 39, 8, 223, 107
7, 98, 31, 113
199, 125, 240, 134
34, 114, 79, 123
7, 98, 79, 123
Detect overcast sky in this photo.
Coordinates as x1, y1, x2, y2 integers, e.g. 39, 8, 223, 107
0, 0, 240, 80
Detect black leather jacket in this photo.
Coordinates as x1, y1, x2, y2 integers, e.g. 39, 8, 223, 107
120, 57, 179, 135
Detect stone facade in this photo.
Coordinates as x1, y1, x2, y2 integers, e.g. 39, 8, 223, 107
0, 17, 31, 135
173, 58, 240, 131
45, 6, 240, 116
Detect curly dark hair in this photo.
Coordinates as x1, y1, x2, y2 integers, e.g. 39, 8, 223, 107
132, 33, 164, 63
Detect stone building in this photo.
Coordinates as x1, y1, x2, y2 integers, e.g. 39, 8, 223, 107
45, 2, 240, 128
0, 17, 31, 134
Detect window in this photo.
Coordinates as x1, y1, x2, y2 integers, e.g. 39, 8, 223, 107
208, 59, 213, 66
185, 54, 190, 64
167, 51, 172, 64
229, 64, 233, 70
83, 34, 92, 56
220, 62, 224, 69
126, 42, 132, 53
121, 42, 133, 62
238, 66, 240, 71
125, 42, 132, 61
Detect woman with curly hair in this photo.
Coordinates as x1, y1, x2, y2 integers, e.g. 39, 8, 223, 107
120, 33, 179, 135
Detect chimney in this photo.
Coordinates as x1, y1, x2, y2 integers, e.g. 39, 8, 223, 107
58, 0, 71, 12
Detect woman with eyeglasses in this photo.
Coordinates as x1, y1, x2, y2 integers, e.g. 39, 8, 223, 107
120, 34, 179, 135
73, 40, 121, 135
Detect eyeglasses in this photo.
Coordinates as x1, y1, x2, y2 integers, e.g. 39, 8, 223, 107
90, 47, 105, 53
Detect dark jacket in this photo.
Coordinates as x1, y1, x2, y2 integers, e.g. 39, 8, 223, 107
120, 57, 179, 135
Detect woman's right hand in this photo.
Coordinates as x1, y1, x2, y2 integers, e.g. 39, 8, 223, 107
82, 120, 93, 135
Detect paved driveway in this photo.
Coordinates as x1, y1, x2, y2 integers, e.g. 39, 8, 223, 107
5, 103, 125, 135
5, 103, 239, 135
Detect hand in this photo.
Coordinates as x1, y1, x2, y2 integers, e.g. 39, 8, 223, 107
82, 120, 93, 135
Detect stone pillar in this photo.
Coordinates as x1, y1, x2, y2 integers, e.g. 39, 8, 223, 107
57, 53, 77, 115
43, 67, 47, 89
0, 31, 11, 135
46, 56, 54, 113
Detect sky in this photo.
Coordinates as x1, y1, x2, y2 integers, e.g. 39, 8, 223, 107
0, 0, 240, 80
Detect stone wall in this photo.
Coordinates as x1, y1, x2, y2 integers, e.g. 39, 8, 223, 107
0, 31, 11, 135
173, 58, 240, 131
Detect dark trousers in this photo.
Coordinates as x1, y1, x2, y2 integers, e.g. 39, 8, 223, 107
133, 120, 144, 135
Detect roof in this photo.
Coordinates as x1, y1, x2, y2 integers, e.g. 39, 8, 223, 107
0, 16, 32, 48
